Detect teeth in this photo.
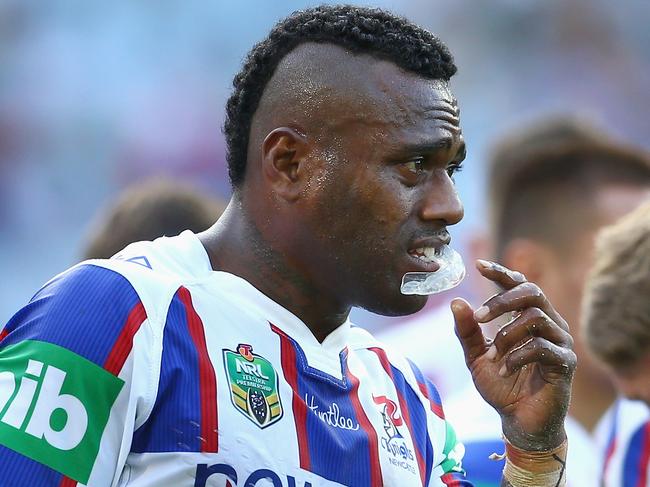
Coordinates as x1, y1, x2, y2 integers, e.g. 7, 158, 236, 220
411, 247, 438, 263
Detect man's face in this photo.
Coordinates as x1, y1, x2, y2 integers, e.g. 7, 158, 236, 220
543, 185, 650, 384
292, 60, 465, 316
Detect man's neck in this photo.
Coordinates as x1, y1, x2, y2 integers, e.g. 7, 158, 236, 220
568, 367, 616, 432
198, 199, 350, 342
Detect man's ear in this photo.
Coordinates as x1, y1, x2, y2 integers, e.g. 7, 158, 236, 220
501, 238, 554, 284
262, 127, 309, 201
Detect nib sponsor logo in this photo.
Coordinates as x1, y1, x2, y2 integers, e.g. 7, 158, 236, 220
0, 359, 88, 450
0, 340, 124, 483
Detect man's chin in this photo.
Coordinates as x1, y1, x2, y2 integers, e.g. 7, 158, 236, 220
362, 292, 429, 317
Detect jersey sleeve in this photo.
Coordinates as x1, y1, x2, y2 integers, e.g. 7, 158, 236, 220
0, 264, 156, 487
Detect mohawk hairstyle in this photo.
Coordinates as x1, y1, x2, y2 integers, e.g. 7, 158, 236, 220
224, 4, 457, 187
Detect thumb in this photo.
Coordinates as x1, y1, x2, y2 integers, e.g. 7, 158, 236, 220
451, 297, 488, 364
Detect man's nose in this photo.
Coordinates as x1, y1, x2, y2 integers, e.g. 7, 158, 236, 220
416, 172, 464, 226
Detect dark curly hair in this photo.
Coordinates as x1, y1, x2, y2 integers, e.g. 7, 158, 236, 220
224, 4, 457, 187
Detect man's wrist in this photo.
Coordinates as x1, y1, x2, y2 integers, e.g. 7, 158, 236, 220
501, 416, 566, 451
501, 435, 567, 487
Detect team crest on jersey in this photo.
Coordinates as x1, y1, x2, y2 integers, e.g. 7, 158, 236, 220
223, 344, 283, 428
373, 395, 417, 475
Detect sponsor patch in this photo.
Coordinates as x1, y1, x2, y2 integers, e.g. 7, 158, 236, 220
0, 340, 124, 483
223, 344, 282, 428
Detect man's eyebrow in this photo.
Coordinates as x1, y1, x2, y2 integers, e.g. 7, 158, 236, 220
402, 138, 466, 159
403, 139, 454, 153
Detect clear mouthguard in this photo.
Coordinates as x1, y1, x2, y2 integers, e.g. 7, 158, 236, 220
400, 245, 465, 295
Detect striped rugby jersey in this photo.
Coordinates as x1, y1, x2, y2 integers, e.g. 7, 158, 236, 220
0, 231, 471, 487
601, 399, 650, 487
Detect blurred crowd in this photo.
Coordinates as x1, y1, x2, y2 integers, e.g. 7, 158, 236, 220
1, 0, 649, 326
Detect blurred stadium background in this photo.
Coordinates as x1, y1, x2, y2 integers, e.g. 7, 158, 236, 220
1, 0, 648, 327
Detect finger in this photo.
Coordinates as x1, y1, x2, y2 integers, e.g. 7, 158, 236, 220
474, 281, 569, 332
451, 297, 488, 364
499, 337, 577, 378
475, 259, 527, 290
486, 307, 574, 362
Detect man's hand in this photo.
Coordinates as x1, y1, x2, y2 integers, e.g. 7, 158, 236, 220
451, 259, 576, 451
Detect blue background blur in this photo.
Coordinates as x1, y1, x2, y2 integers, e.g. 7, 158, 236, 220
1, 0, 649, 326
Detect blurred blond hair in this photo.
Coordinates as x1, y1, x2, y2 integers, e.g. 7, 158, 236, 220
582, 200, 650, 367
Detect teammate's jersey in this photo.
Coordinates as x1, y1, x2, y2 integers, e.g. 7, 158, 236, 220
0, 231, 472, 487
601, 398, 650, 487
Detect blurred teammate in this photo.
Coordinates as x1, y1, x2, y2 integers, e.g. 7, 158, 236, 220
82, 179, 225, 259
0, 6, 575, 486
380, 117, 650, 486
583, 200, 650, 486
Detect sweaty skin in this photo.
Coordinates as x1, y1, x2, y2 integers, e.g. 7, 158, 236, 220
452, 261, 575, 452
200, 43, 575, 485
203, 43, 466, 338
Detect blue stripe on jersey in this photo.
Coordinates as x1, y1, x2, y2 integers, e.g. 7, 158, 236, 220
286, 337, 374, 486
1, 264, 141, 368
389, 363, 434, 485
407, 359, 444, 410
601, 400, 620, 484
0, 445, 63, 487
457, 439, 503, 487
623, 421, 650, 487
131, 289, 203, 452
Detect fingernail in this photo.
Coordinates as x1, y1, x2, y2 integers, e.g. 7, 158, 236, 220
474, 306, 490, 321
476, 259, 491, 268
450, 301, 463, 314
498, 364, 508, 377
485, 345, 497, 361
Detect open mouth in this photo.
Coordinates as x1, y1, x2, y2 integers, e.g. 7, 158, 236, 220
407, 246, 443, 264
401, 243, 466, 295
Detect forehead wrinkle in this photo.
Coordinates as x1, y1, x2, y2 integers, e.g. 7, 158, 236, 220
252, 43, 463, 157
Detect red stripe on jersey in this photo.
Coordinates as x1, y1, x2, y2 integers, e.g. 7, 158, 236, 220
370, 347, 426, 486
636, 423, 650, 487
347, 362, 383, 487
104, 301, 147, 375
0, 328, 8, 342
58, 476, 77, 487
271, 323, 311, 470
178, 287, 218, 453
416, 380, 445, 419
603, 436, 616, 481
441, 472, 464, 486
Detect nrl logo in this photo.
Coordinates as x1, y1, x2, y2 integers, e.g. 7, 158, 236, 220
223, 344, 282, 428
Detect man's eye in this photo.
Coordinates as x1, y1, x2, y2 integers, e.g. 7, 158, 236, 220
446, 162, 463, 177
403, 158, 426, 174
